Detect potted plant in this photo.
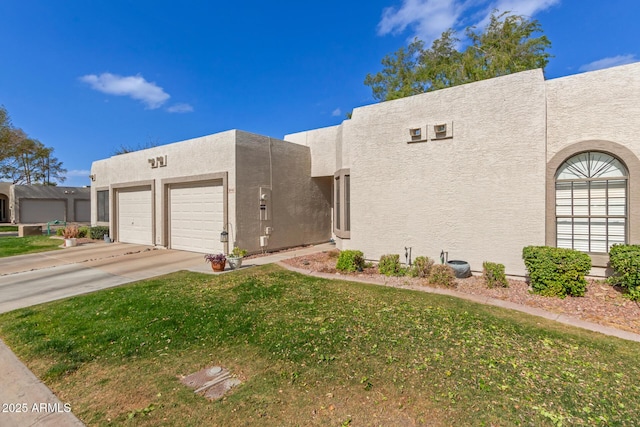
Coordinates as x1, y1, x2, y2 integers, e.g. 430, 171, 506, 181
62, 225, 80, 247
204, 253, 226, 272
227, 247, 247, 270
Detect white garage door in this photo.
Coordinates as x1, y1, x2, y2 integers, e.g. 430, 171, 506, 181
20, 199, 66, 223
169, 182, 224, 253
117, 187, 153, 245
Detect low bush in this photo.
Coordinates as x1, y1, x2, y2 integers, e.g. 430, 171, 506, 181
482, 261, 508, 288
55, 228, 65, 237
89, 226, 109, 240
336, 250, 365, 273
522, 246, 591, 298
409, 256, 434, 278
378, 254, 405, 276
78, 226, 90, 238
607, 244, 640, 301
428, 264, 456, 287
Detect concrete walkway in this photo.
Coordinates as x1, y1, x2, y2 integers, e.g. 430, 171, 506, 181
1, 240, 639, 426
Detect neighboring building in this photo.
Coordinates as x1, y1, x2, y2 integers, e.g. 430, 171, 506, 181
0, 183, 91, 224
91, 63, 640, 276
0, 182, 10, 223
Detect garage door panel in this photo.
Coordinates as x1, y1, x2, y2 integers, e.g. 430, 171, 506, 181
118, 188, 152, 245
170, 183, 223, 253
20, 200, 66, 223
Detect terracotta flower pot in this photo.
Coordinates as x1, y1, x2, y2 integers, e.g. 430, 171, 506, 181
210, 260, 226, 272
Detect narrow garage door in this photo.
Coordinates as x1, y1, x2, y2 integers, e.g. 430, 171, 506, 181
169, 182, 224, 253
20, 199, 66, 223
117, 187, 153, 245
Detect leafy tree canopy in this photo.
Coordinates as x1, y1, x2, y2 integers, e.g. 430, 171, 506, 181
0, 105, 66, 185
364, 11, 552, 102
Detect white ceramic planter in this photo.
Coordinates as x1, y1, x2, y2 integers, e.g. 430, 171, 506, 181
227, 256, 243, 270
65, 238, 77, 247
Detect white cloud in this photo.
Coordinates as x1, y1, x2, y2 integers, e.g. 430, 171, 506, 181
66, 169, 91, 177
579, 55, 638, 72
378, 0, 559, 45
331, 108, 342, 117
166, 103, 194, 113
378, 0, 462, 44
80, 73, 170, 109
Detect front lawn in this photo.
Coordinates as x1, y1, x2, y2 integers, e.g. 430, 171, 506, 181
0, 235, 62, 257
0, 225, 18, 232
1, 265, 639, 425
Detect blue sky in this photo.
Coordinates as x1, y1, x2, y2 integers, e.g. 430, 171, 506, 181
1, 0, 638, 186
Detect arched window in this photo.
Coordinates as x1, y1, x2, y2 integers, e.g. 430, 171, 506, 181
555, 152, 627, 253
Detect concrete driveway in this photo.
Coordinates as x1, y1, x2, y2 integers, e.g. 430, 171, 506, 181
0, 241, 206, 314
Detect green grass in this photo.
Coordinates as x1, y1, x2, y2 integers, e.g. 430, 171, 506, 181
0, 235, 62, 257
1, 265, 639, 426
0, 225, 18, 232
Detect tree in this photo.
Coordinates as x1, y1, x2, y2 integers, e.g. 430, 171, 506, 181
0, 106, 66, 185
112, 137, 160, 155
365, 11, 552, 101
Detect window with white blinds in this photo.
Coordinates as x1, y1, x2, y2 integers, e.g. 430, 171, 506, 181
555, 152, 627, 253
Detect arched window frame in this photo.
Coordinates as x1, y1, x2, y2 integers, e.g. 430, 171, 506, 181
554, 151, 628, 254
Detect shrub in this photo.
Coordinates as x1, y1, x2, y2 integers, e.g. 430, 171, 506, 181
336, 250, 365, 273
89, 226, 109, 240
55, 227, 65, 237
409, 256, 434, 278
230, 247, 247, 257
428, 264, 456, 287
607, 244, 640, 301
378, 254, 405, 276
78, 226, 90, 238
482, 261, 508, 288
522, 246, 591, 298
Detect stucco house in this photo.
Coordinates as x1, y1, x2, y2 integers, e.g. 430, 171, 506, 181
91, 62, 640, 277
0, 182, 90, 224
89, 130, 331, 255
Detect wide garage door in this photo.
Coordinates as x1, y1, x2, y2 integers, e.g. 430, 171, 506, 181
20, 199, 66, 223
117, 187, 153, 245
169, 182, 224, 253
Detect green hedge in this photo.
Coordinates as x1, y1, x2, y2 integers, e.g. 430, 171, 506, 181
522, 246, 591, 298
607, 244, 640, 301
335, 250, 365, 273
89, 226, 110, 240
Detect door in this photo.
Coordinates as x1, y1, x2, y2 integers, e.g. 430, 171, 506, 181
117, 187, 153, 245
169, 182, 224, 253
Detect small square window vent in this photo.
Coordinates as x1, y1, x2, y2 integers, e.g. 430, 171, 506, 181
434, 124, 447, 134
410, 128, 421, 137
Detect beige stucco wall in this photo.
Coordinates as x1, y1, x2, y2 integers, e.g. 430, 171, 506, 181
91, 130, 331, 253
235, 131, 331, 253
285, 125, 340, 177
289, 69, 548, 276
546, 62, 640, 161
